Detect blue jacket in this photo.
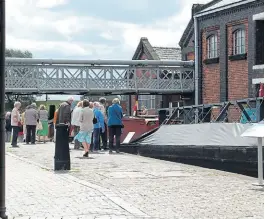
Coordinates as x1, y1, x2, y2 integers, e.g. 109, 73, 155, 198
93, 108, 105, 130
108, 104, 123, 127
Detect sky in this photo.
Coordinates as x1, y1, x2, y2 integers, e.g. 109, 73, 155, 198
6, 0, 210, 60
6, 0, 210, 100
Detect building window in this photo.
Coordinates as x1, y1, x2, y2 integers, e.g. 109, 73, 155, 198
138, 95, 156, 109
255, 20, 264, 65
233, 29, 246, 55
207, 35, 218, 59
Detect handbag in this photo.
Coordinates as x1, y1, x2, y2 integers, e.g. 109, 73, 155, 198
36, 121, 43, 131
93, 115, 98, 124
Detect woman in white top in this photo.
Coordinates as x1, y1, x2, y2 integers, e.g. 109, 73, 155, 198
74, 99, 94, 157
71, 101, 83, 149
11, 101, 21, 147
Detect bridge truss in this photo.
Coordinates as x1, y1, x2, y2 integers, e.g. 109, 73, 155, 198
5, 58, 194, 95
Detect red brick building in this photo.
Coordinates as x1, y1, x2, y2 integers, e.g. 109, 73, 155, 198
127, 37, 184, 115
179, 0, 264, 105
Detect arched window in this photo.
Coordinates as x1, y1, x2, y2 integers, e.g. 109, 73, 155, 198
233, 29, 246, 55
207, 34, 218, 59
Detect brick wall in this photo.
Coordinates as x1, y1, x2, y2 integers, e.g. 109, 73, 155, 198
130, 95, 136, 113
131, 53, 147, 113
227, 19, 249, 122
202, 29, 220, 104
227, 19, 249, 101
187, 52, 195, 61
200, 20, 250, 121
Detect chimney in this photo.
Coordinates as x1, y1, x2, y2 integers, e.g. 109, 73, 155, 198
140, 37, 148, 41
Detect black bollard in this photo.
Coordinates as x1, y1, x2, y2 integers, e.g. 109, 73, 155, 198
158, 110, 167, 125
54, 124, 70, 171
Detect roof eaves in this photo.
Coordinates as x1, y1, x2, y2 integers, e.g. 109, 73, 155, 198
194, 0, 256, 18
142, 40, 160, 60
132, 37, 160, 60
179, 19, 193, 47
132, 39, 143, 60
179, 0, 222, 47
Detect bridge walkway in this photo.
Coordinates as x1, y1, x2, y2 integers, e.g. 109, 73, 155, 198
5, 58, 194, 95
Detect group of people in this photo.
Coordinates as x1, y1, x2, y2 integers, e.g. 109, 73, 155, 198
5, 102, 49, 147
54, 96, 123, 157
5, 96, 124, 157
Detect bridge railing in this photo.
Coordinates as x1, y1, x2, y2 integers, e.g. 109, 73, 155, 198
5, 58, 194, 95
159, 97, 264, 124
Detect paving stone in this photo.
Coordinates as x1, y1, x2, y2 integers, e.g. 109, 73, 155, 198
6, 156, 139, 218
6, 142, 264, 219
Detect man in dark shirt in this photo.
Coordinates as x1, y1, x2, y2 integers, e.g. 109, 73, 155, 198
5, 112, 12, 142
56, 97, 74, 144
56, 96, 74, 125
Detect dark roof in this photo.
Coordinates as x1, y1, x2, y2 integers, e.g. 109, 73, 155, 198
179, 0, 222, 48
153, 47, 182, 60
132, 37, 181, 61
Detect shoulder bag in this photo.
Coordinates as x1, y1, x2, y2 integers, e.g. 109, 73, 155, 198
93, 111, 98, 124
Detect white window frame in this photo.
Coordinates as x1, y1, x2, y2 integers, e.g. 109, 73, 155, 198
150, 95, 156, 109
207, 34, 218, 59
138, 95, 156, 109
138, 95, 149, 109
233, 29, 246, 55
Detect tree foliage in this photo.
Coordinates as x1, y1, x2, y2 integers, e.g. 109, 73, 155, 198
5, 49, 35, 111
5, 49, 33, 59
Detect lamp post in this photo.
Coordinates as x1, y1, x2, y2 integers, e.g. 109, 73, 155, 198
0, 0, 7, 218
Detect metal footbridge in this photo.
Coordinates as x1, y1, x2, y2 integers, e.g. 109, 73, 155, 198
5, 58, 194, 95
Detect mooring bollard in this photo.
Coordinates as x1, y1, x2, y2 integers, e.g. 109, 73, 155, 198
158, 110, 167, 125
54, 123, 70, 171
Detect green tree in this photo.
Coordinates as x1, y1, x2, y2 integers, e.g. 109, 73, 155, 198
5, 49, 35, 110
5, 49, 33, 59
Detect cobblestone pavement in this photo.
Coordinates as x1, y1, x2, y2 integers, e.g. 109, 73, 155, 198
6, 142, 264, 219
6, 155, 150, 219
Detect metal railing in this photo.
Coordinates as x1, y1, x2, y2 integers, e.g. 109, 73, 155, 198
159, 97, 264, 124
5, 58, 195, 95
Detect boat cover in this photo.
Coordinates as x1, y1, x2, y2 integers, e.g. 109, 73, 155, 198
139, 123, 264, 147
